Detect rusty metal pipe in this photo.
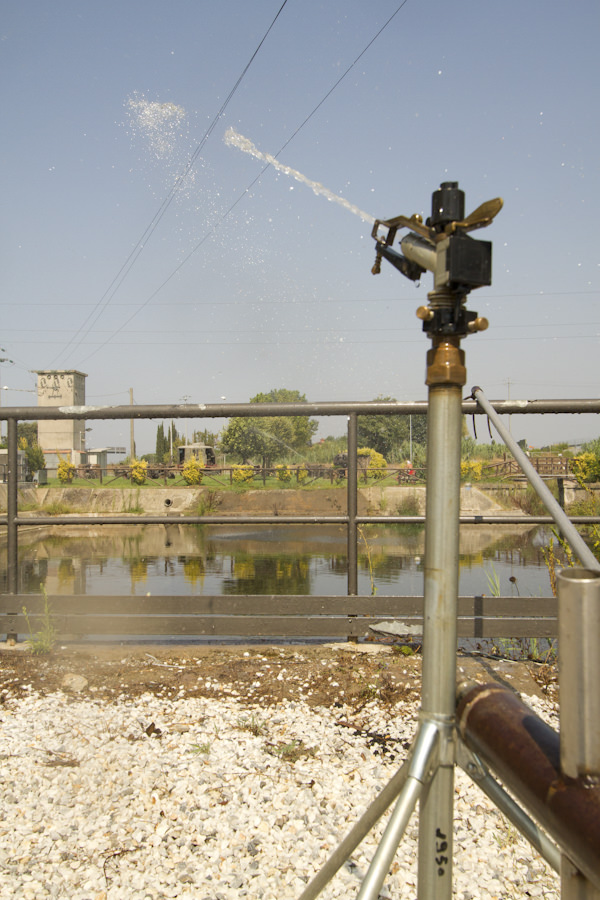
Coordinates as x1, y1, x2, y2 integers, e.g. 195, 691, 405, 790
456, 682, 600, 889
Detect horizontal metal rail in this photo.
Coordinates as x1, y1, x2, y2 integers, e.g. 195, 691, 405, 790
2, 515, 598, 528
2, 397, 600, 421
0, 594, 557, 641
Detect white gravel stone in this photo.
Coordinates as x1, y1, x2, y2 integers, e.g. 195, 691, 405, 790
0, 688, 560, 899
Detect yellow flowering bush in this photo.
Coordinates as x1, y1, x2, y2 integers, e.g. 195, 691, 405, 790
358, 447, 387, 480
460, 460, 483, 481
232, 464, 254, 485
130, 459, 148, 485
572, 452, 600, 483
297, 464, 309, 484
276, 464, 292, 483
57, 457, 75, 484
182, 456, 204, 485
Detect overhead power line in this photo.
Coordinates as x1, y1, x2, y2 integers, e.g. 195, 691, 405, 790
73, 0, 413, 368
50, 0, 290, 369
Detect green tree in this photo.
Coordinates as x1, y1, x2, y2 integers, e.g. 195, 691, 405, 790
25, 442, 46, 474
358, 397, 427, 461
192, 427, 219, 447
155, 423, 169, 463
221, 389, 318, 467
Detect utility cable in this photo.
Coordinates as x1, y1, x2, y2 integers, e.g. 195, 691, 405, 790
50, 0, 290, 368
74, 0, 413, 367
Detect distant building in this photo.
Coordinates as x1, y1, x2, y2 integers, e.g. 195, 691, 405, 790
0, 449, 26, 483
35, 370, 87, 471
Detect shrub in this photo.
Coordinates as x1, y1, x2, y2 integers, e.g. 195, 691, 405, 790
572, 451, 600, 484
367, 449, 387, 480
297, 464, 309, 484
232, 464, 254, 485
182, 456, 204, 485
130, 459, 148, 485
57, 457, 75, 484
358, 447, 387, 480
460, 460, 482, 481
276, 464, 292, 483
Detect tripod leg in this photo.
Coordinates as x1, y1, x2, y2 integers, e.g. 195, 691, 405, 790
356, 719, 440, 900
297, 720, 439, 900
297, 755, 412, 900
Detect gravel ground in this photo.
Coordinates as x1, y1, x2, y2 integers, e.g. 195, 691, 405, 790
0, 645, 560, 899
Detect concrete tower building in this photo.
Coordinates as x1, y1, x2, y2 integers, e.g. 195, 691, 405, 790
35, 370, 87, 468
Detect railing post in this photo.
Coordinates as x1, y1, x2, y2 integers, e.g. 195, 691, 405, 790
347, 413, 358, 596
7, 416, 18, 595
5, 416, 19, 641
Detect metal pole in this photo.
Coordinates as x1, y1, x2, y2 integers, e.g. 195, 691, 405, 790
297, 755, 414, 900
418, 333, 466, 900
557, 571, 599, 900
457, 741, 561, 873
558, 567, 600, 778
347, 413, 358, 596
357, 720, 440, 900
7, 416, 18, 594
471, 386, 600, 571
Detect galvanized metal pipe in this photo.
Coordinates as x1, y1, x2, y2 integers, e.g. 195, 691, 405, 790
7, 418, 18, 594
457, 741, 561, 872
297, 755, 413, 900
1, 397, 598, 422
471, 386, 600, 572
347, 413, 358, 595
457, 681, 600, 889
558, 567, 600, 778
357, 720, 440, 900
418, 336, 466, 900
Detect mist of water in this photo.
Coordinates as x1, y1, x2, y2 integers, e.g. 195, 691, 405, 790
126, 93, 188, 161
224, 127, 375, 224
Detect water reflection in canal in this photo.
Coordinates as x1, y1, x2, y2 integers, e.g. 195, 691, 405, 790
6, 523, 558, 598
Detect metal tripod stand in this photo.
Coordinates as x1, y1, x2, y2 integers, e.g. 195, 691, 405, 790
297, 183, 600, 899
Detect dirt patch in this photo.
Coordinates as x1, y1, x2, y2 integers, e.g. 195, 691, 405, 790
0, 642, 557, 708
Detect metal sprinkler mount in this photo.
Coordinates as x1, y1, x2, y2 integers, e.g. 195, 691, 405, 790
371, 181, 502, 338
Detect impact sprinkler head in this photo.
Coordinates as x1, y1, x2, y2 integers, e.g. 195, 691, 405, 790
370, 182, 502, 337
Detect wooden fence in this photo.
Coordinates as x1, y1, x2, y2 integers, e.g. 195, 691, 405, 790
0, 593, 557, 642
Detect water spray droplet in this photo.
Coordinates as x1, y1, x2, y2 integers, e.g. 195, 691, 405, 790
223, 127, 375, 224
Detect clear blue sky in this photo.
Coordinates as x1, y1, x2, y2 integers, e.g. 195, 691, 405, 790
1, 0, 598, 454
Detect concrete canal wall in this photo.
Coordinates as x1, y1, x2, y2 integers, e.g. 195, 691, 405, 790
4, 483, 511, 517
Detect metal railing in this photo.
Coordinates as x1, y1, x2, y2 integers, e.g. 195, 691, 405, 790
1, 397, 599, 641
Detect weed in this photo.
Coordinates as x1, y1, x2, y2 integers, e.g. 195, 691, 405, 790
392, 494, 424, 534
494, 823, 519, 849
42, 501, 72, 516
484, 564, 501, 597
189, 742, 210, 755
265, 739, 316, 763
237, 714, 267, 737
358, 526, 378, 596
196, 491, 222, 516
123, 489, 144, 515
22, 584, 57, 654
490, 636, 557, 664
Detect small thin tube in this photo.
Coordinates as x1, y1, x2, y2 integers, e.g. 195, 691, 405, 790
471, 387, 600, 571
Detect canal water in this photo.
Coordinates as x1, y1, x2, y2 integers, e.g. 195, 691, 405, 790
9, 523, 558, 600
